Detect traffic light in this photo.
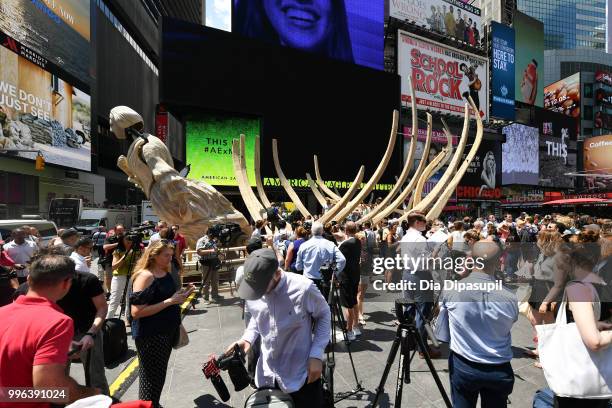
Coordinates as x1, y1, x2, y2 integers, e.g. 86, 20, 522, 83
35, 153, 45, 171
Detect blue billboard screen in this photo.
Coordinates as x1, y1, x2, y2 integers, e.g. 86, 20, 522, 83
491, 21, 515, 120
233, 0, 383, 70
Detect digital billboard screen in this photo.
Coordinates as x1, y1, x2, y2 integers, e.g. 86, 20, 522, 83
490, 21, 515, 120
0, 0, 90, 84
233, 0, 384, 70
513, 12, 544, 107
186, 113, 259, 187
501, 123, 539, 185
457, 139, 502, 199
544, 73, 580, 118
0, 43, 91, 171
390, 0, 482, 47
398, 30, 489, 120
584, 135, 612, 192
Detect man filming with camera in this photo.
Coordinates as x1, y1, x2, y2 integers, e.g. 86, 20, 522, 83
226, 248, 331, 407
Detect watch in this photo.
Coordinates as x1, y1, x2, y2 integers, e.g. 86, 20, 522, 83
85, 332, 97, 339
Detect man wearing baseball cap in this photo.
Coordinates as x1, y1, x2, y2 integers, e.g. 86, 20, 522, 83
227, 248, 330, 407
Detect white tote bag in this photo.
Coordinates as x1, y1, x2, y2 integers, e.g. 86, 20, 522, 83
536, 288, 612, 399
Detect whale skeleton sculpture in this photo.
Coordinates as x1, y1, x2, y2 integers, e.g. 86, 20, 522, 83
232, 135, 267, 222
318, 166, 365, 225
371, 112, 433, 226
331, 110, 399, 223
272, 139, 312, 218
408, 110, 470, 215
313, 155, 342, 202
306, 173, 329, 207
425, 97, 483, 220
357, 82, 419, 225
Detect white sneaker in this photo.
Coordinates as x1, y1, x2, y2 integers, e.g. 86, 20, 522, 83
347, 330, 357, 341
352, 327, 362, 337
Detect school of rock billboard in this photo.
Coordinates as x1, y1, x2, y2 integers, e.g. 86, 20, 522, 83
583, 134, 612, 192
389, 0, 482, 47
398, 30, 489, 120
457, 140, 502, 199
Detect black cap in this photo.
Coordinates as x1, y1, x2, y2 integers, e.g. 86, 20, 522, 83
246, 237, 263, 254
238, 249, 279, 301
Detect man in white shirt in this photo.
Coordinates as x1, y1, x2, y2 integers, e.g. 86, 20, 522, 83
3, 228, 37, 283
148, 221, 167, 244
228, 249, 330, 408
400, 212, 441, 358
70, 237, 94, 274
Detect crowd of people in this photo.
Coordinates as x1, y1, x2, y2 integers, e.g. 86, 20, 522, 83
0, 207, 610, 408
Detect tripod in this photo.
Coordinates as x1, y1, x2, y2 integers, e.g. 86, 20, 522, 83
323, 273, 364, 403
371, 299, 451, 408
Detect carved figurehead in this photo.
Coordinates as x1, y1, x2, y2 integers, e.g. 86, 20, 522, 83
109, 106, 250, 246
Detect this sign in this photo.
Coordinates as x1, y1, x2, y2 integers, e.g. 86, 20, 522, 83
390, 0, 482, 47
398, 30, 489, 120
544, 73, 580, 118
233, 0, 384, 70
0, 43, 91, 171
583, 135, 612, 191
457, 139, 501, 198
0, 0, 90, 84
595, 70, 612, 86
490, 22, 515, 120
501, 123, 539, 185
513, 12, 544, 107
186, 114, 259, 187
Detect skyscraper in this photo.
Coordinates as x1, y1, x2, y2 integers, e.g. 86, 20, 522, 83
517, 0, 607, 50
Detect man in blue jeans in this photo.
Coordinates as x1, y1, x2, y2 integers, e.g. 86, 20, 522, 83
439, 241, 518, 407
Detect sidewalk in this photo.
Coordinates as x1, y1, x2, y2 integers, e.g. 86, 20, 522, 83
71, 289, 548, 407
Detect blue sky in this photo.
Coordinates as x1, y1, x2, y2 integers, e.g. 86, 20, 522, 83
206, 0, 231, 31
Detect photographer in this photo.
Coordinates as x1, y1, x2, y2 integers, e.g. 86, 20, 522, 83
228, 249, 331, 407
130, 240, 195, 408
106, 234, 139, 320
295, 222, 346, 292
196, 234, 221, 303
101, 224, 125, 293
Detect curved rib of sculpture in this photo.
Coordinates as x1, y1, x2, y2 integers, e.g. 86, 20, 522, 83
232, 136, 266, 221
313, 155, 342, 202
332, 109, 399, 222
371, 113, 433, 225
411, 122, 454, 207
358, 81, 419, 224
318, 166, 365, 224
272, 139, 312, 217
254, 135, 272, 209
306, 173, 328, 207
110, 105, 250, 245
426, 97, 483, 221
410, 105, 470, 214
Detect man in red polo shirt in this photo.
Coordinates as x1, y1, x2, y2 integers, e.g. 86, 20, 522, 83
0, 250, 99, 407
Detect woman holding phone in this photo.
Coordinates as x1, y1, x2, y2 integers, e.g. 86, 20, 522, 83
129, 240, 194, 408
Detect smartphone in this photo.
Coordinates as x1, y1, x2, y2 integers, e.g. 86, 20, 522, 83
68, 344, 82, 357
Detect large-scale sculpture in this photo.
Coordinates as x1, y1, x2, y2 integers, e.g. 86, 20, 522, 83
110, 106, 250, 245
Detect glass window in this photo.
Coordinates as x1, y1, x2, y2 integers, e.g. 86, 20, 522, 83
584, 83, 593, 98
584, 105, 593, 120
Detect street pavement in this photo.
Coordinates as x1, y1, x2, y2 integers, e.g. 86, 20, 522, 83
70, 275, 549, 408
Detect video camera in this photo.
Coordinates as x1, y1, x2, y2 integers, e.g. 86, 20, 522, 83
202, 344, 250, 402
207, 223, 242, 246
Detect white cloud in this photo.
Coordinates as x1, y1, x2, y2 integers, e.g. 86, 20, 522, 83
206, 0, 231, 31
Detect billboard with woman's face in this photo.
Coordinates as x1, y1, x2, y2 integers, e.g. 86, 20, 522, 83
233, 0, 384, 70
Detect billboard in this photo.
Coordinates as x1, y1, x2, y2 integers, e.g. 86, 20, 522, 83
233, 0, 384, 70
544, 73, 580, 118
398, 30, 489, 120
513, 12, 544, 107
390, 0, 482, 47
490, 22, 515, 120
0, 45, 91, 171
0, 0, 90, 84
457, 139, 502, 199
584, 135, 612, 191
501, 123, 539, 185
186, 114, 259, 187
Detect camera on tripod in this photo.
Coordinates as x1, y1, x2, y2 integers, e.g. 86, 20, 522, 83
394, 298, 416, 325
202, 344, 250, 402
207, 223, 242, 247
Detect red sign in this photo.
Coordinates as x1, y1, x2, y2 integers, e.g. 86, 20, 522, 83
456, 186, 503, 199
402, 126, 458, 145
544, 191, 612, 201
155, 110, 168, 143
595, 70, 612, 86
